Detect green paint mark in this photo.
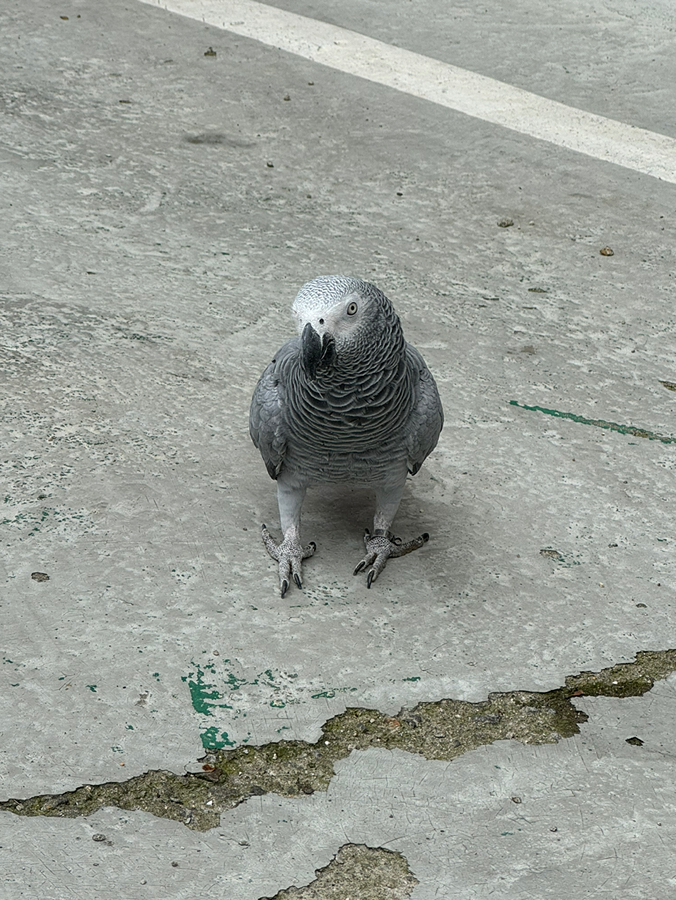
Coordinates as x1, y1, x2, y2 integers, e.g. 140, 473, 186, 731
402, 677, 421, 682
200, 726, 236, 749
270, 700, 286, 708
311, 687, 358, 699
125, 724, 134, 731
182, 665, 232, 717
224, 671, 248, 692
152, 672, 160, 680
86, 685, 97, 693
111, 747, 123, 754
510, 401, 676, 443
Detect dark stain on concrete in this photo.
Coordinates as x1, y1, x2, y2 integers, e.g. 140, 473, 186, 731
183, 132, 256, 147
1, 649, 674, 831
261, 843, 418, 900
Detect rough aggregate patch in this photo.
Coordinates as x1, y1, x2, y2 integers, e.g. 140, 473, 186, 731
261, 843, 418, 900
1, 650, 674, 832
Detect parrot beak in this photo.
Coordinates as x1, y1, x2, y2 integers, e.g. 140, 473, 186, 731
302, 322, 336, 378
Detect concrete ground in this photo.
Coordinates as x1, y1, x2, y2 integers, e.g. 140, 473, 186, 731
1, 0, 675, 896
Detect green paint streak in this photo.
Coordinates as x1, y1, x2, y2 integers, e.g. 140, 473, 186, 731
510, 401, 676, 443
86, 685, 97, 693
402, 677, 421, 682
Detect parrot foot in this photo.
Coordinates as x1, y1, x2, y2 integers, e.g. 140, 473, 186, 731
261, 524, 316, 597
353, 528, 429, 588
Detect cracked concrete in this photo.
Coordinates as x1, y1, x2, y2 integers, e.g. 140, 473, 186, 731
2, 651, 674, 832
1, 0, 675, 897
261, 844, 419, 900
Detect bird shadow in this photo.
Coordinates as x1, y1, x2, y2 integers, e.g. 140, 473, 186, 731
302, 485, 374, 547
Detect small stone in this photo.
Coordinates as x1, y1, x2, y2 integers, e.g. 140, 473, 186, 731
626, 736, 644, 746
31, 572, 50, 582
511, 796, 522, 804
497, 217, 514, 228
283, 94, 291, 101
540, 549, 563, 560
204, 47, 217, 57
600, 246, 614, 256
92, 834, 106, 842
266, 161, 274, 168
171, 861, 179, 867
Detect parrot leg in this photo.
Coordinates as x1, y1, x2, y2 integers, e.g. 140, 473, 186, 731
352, 479, 429, 587
262, 477, 315, 597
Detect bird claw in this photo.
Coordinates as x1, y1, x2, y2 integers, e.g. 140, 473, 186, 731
261, 525, 316, 596
353, 528, 429, 587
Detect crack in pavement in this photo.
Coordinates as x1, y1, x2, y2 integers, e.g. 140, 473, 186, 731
260, 843, 418, 900
1, 650, 674, 832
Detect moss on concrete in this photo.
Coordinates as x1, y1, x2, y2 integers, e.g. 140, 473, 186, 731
1, 649, 674, 831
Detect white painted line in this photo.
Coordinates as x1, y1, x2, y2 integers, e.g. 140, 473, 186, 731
141, 0, 676, 184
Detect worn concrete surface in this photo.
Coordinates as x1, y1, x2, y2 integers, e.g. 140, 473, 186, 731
1, 0, 675, 896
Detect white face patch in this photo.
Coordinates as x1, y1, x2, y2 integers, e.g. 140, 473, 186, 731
293, 291, 369, 341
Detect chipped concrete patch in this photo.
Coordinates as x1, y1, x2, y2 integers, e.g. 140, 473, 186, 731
2, 650, 673, 832
262, 843, 418, 900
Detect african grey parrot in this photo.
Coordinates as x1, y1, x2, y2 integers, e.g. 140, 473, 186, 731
249, 275, 443, 595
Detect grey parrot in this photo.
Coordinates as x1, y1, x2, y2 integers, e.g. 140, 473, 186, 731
249, 275, 443, 595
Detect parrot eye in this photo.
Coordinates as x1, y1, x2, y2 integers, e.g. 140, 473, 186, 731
346, 301, 358, 316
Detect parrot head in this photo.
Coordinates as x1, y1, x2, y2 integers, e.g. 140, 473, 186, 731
292, 275, 394, 379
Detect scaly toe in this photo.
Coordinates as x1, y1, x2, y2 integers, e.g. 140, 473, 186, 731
354, 529, 431, 586
260, 525, 315, 595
